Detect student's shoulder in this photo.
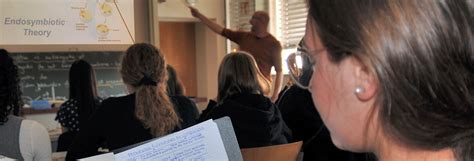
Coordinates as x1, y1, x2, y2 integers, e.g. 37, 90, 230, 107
21, 119, 48, 135
169, 95, 197, 110
169, 95, 193, 103
103, 94, 133, 103
99, 94, 135, 110
60, 99, 79, 108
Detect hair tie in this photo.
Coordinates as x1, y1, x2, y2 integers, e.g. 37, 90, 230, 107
137, 72, 157, 86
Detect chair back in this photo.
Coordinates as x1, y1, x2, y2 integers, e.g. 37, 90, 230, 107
240, 141, 303, 161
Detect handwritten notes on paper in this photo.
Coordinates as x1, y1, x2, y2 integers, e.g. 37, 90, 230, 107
114, 120, 229, 161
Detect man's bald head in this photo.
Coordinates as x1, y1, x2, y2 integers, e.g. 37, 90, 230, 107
252, 11, 270, 26
250, 11, 270, 34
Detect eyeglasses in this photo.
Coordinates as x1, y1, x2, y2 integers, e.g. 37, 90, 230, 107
286, 51, 314, 89
286, 40, 322, 89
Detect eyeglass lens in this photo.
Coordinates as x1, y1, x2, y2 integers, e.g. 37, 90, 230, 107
287, 52, 313, 88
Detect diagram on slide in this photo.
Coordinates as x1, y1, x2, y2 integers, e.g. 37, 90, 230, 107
71, 0, 133, 42
0, 0, 134, 44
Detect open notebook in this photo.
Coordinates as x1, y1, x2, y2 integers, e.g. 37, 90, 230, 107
78, 117, 243, 161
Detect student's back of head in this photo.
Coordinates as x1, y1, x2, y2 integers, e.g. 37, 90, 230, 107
200, 51, 291, 148
68, 59, 99, 128
55, 59, 100, 151
121, 43, 180, 137
217, 51, 271, 103
0, 49, 21, 123
166, 64, 185, 96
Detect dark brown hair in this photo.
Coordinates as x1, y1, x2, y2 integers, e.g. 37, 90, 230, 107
166, 65, 185, 96
68, 59, 98, 129
0, 49, 22, 124
307, 0, 473, 160
121, 43, 180, 137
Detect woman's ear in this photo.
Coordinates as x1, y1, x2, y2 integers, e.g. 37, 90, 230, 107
352, 59, 378, 101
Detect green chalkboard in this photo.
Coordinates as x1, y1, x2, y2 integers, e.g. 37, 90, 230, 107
11, 52, 126, 100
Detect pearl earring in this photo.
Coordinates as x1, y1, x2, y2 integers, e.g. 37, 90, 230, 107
355, 86, 365, 94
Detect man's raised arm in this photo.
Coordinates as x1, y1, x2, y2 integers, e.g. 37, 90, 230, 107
189, 7, 224, 34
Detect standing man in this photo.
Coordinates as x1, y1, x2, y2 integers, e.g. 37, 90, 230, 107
189, 7, 283, 102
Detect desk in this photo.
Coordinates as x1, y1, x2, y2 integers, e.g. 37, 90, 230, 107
22, 107, 59, 115
21, 101, 63, 115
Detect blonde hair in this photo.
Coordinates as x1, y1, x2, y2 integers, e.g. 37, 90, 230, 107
217, 51, 271, 103
121, 43, 180, 137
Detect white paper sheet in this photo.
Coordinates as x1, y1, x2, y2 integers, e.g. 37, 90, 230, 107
114, 120, 229, 161
79, 152, 116, 161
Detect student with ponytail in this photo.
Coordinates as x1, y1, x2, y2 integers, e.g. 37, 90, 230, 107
66, 43, 196, 160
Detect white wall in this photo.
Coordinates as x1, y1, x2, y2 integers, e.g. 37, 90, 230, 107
158, 0, 225, 22
157, 0, 227, 110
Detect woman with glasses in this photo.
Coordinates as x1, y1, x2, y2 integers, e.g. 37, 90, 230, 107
286, 0, 473, 161
200, 51, 291, 148
279, 41, 373, 161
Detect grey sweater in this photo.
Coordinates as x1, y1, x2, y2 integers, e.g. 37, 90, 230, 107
0, 115, 23, 160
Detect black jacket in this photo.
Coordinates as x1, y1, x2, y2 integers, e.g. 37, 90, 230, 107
169, 95, 200, 129
200, 93, 292, 148
66, 93, 199, 160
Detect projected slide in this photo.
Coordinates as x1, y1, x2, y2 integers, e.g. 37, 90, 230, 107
0, 0, 135, 45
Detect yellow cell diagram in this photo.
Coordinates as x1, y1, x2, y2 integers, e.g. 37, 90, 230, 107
99, 3, 112, 17
76, 0, 121, 37
79, 9, 93, 22
96, 24, 109, 36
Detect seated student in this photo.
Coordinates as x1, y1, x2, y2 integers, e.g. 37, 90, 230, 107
66, 43, 197, 160
0, 49, 51, 161
166, 64, 199, 128
166, 64, 185, 96
293, 0, 473, 161
55, 60, 101, 151
199, 51, 291, 148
